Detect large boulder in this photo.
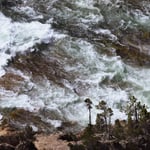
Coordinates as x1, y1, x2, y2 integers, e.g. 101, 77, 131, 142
15, 141, 37, 150
0, 143, 15, 150
1, 0, 21, 7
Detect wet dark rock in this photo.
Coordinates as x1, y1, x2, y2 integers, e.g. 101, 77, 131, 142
138, 136, 150, 150
10, 51, 75, 87
1, 0, 21, 7
0, 143, 15, 150
114, 31, 150, 67
86, 141, 110, 150
68, 143, 85, 150
126, 0, 147, 10
115, 43, 150, 66
15, 141, 37, 150
125, 142, 137, 150
52, 18, 112, 43
69, 138, 150, 150
0, 126, 35, 147
0, 72, 24, 91
52, 18, 89, 38
111, 141, 124, 150
0, 108, 54, 133
0, 135, 19, 147
0, 0, 29, 22
58, 132, 79, 142
88, 141, 125, 150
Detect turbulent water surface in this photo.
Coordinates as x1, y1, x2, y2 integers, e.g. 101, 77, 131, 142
0, 0, 150, 128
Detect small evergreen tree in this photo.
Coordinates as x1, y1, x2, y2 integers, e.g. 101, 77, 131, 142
96, 100, 113, 138
84, 98, 92, 126
107, 107, 113, 138
123, 96, 149, 136
96, 100, 107, 129
96, 113, 105, 132
139, 104, 148, 122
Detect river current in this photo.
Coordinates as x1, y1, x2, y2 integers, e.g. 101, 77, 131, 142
0, 0, 150, 127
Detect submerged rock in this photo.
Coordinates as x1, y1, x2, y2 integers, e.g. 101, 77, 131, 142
0, 108, 54, 133
0, 72, 24, 92
114, 42, 150, 66
10, 51, 75, 87
113, 31, 150, 66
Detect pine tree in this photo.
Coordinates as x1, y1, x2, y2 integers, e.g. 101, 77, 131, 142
96, 100, 113, 138
96, 100, 107, 129
84, 98, 92, 126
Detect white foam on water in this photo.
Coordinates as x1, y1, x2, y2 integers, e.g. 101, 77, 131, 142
0, 92, 35, 111
0, 114, 3, 120
94, 28, 118, 41
47, 119, 62, 128
132, 9, 150, 27
30, 80, 78, 108
75, 0, 95, 8
74, 0, 104, 24
0, 53, 11, 76
34, 37, 128, 125
0, 0, 150, 127
0, 35, 149, 127
80, 13, 104, 24
30, 125, 38, 132
0, 12, 66, 77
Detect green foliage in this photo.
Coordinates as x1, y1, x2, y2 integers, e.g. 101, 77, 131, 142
121, 96, 149, 136
127, 111, 133, 136
84, 98, 92, 109
80, 96, 150, 149
95, 113, 105, 133
68, 143, 85, 150
122, 96, 147, 122
139, 104, 149, 122
96, 100, 113, 135
81, 125, 94, 141
113, 119, 125, 139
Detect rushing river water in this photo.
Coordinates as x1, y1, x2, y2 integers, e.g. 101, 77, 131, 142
0, 0, 150, 128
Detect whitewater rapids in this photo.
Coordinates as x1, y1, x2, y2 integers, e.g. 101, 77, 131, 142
0, 0, 150, 128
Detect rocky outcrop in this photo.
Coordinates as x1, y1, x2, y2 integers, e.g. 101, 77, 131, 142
0, 126, 37, 150
34, 133, 69, 150
0, 108, 54, 133
68, 138, 150, 150
0, 72, 24, 92
15, 141, 37, 150
0, 0, 21, 7
0, 143, 15, 150
10, 51, 75, 87
114, 31, 150, 66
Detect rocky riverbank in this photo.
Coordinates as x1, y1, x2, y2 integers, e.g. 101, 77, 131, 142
0, 118, 150, 150
0, 96, 150, 150
0, 126, 70, 150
